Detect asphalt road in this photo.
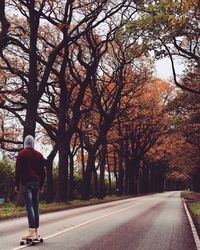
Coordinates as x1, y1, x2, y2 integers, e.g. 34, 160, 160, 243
0, 191, 197, 250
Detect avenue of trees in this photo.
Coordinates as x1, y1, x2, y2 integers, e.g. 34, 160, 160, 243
0, 0, 200, 203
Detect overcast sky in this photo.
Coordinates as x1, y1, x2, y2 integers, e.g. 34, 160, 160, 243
155, 57, 185, 80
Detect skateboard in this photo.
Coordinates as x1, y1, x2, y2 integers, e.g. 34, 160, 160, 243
20, 237, 43, 246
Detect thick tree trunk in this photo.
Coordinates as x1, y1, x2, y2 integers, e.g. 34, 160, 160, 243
113, 150, 119, 195
80, 137, 85, 179
128, 168, 134, 195
45, 146, 57, 203
127, 159, 140, 195
98, 165, 105, 199
140, 163, 150, 194
107, 164, 112, 196
23, 0, 39, 138
56, 81, 68, 202
118, 154, 124, 195
82, 152, 96, 200
69, 151, 74, 201
106, 152, 112, 196
98, 144, 106, 199
0, 0, 10, 52
46, 162, 54, 203
56, 146, 68, 202
93, 169, 98, 197
124, 158, 130, 194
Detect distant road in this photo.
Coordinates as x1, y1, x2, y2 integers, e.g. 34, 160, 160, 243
0, 191, 197, 250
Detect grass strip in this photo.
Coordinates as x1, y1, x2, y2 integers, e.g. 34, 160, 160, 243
182, 191, 200, 237
0, 195, 133, 221
189, 202, 200, 224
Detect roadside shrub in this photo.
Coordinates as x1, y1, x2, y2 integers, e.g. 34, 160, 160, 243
0, 160, 15, 201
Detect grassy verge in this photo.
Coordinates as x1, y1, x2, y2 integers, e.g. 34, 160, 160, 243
182, 191, 200, 237
0, 195, 134, 221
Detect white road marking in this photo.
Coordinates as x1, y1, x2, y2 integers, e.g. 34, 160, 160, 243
10, 196, 160, 250
183, 198, 200, 250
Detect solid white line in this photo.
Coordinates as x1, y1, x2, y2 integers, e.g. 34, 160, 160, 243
183, 198, 200, 250
10, 197, 157, 250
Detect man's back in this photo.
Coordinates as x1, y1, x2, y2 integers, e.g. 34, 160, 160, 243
15, 147, 45, 188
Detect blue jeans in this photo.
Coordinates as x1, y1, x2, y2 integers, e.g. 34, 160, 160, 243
23, 182, 40, 228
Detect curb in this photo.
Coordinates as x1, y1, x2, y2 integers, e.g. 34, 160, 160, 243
183, 198, 200, 250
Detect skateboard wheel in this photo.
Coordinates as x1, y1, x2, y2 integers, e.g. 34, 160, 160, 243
40, 239, 44, 243
20, 241, 25, 245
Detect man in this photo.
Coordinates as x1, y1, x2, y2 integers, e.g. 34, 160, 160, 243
15, 135, 46, 240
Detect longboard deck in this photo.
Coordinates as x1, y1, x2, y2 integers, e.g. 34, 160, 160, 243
20, 238, 43, 246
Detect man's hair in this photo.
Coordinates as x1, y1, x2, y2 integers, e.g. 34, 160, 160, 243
24, 135, 35, 148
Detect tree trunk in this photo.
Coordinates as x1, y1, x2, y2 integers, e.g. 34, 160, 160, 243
45, 146, 57, 203
98, 144, 106, 199
82, 151, 96, 200
56, 80, 68, 202
128, 165, 134, 194
56, 146, 68, 202
113, 149, 119, 195
124, 158, 130, 195
140, 162, 150, 194
69, 151, 74, 201
80, 136, 85, 179
23, 98, 38, 138
118, 153, 124, 196
46, 161, 54, 203
106, 152, 112, 196
93, 169, 98, 197
128, 159, 141, 195
24, 0, 39, 137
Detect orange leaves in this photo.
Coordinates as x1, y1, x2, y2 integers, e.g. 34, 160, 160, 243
156, 65, 200, 182
166, 171, 190, 181
139, 78, 172, 108
155, 132, 198, 175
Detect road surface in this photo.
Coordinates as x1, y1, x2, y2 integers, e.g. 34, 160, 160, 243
0, 191, 197, 250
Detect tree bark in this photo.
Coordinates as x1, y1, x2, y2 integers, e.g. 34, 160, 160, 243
56, 80, 68, 202
106, 151, 112, 196
98, 143, 106, 199
69, 150, 74, 201
82, 151, 96, 200
45, 146, 57, 203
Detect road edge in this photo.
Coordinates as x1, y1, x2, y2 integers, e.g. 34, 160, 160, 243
183, 197, 200, 250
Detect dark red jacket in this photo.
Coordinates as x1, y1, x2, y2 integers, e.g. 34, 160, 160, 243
15, 148, 46, 188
